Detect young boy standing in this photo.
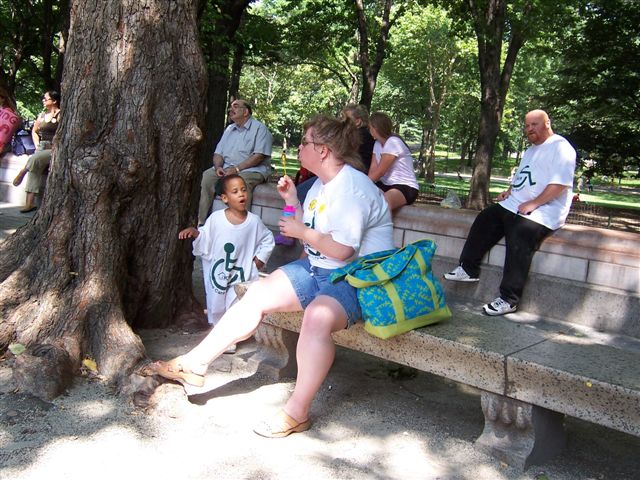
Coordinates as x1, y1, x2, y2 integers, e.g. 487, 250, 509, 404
179, 175, 275, 344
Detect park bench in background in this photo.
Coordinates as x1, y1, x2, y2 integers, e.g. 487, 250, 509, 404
236, 184, 639, 470
0, 152, 48, 206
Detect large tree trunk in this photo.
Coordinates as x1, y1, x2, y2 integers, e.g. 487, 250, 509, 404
465, 0, 527, 210
0, 0, 207, 395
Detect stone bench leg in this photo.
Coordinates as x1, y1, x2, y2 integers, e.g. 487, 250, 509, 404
249, 323, 298, 380
476, 391, 567, 470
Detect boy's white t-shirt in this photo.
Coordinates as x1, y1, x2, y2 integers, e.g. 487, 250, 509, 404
302, 165, 394, 269
193, 210, 275, 325
372, 136, 419, 189
500, 134, 576, 230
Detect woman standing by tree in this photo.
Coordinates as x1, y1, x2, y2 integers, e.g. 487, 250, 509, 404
13, 90, 61, 213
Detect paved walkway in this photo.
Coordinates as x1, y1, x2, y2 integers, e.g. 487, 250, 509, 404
1, 201, 639, 479
0, 202, 35, 241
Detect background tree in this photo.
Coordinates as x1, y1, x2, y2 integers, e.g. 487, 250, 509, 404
238, 0, 361, 145
439, 45, 480, 173
0, 0, 69, 115
353, 0, 406, 109
545, 0, 640, 180
379, 4, 463, 183
257, 0, 361, 101
442, 0, 577, 209
0, 0, 207, 396
227, 9, 282, 100
198, 0, 254, 169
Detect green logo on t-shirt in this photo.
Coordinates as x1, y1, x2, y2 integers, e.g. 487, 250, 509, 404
512, 166, 536, 190
211, 242, 245, 291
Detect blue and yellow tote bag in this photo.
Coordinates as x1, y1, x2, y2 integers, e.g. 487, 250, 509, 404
330, 239, 451, 339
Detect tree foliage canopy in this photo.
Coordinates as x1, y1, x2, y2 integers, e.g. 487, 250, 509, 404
5, 0, 637, 181
545, 0, 640, 177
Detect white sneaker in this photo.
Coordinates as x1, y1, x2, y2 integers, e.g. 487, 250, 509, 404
443, 265, 479, 282
483, 297, 517, 316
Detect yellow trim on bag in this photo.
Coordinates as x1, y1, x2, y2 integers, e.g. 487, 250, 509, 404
364, 306, 452, 340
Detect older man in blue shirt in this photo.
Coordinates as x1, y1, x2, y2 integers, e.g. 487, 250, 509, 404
198, 99, 273, 224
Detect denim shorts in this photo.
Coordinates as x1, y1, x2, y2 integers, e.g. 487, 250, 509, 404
279, 257, 362, 328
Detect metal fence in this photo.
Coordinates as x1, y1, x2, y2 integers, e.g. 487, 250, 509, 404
418, 185, 639, 233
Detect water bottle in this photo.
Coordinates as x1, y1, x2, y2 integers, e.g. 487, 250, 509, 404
275, 205, 296, 246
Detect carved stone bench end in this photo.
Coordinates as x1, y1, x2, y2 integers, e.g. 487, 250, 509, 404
476, 391, 567, 470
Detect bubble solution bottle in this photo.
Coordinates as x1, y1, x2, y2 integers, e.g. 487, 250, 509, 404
275, 204, 296, 246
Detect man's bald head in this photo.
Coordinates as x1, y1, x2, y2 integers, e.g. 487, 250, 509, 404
524, 110, 553, 145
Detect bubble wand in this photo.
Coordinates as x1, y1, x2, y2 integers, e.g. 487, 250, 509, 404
281, 150, 287, 177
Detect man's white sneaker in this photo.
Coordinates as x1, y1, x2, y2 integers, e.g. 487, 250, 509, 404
483, 297, 517, 316
443, 265, 479, 282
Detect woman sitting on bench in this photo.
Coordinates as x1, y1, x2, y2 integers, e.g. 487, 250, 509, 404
147, 114, 394, 438
13, 90, 61, 213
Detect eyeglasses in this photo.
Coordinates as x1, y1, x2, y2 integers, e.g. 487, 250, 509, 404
42, 96, 50, 101
300, 137, 321, 147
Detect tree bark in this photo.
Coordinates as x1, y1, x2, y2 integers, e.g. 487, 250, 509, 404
229, 42, 245, 101
354, 0, 399, 110
465, 0, 527, 209
0, 0, 207, 394
55, 0, 72, 89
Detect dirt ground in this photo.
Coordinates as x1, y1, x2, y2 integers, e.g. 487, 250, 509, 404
1, 327, 639, 480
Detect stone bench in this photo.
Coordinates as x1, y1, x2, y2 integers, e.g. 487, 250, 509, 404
235, 183, 639, 470
235, 288, 639, 470
0, 152, 48, 206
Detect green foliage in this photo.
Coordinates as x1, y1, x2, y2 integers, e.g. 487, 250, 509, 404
240, 63, 350, 144
257, 0, 359, 92
239, 0, 364, 143
376, 5, 458, 120
0, 0, 66, 115
544, 0, 640, 178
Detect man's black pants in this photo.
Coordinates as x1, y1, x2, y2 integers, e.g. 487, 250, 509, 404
459, 204, 552, 306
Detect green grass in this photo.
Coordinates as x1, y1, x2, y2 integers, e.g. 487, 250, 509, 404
575, 189, 640, 210
273, 148, 640, 211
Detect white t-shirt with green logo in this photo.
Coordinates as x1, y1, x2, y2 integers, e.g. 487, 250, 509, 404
194, 210, 275, 325
302, 165, 394, 269
500, 134, 576, 230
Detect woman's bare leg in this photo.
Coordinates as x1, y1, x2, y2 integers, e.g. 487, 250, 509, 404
180, 269, 302, 373
283, 295, 348, 422
384, 189, 407, 212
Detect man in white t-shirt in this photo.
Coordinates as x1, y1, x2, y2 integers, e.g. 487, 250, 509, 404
444, 110, 576, 315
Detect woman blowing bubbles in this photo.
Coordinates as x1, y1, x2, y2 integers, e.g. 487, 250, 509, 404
147, 115, 394, 437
